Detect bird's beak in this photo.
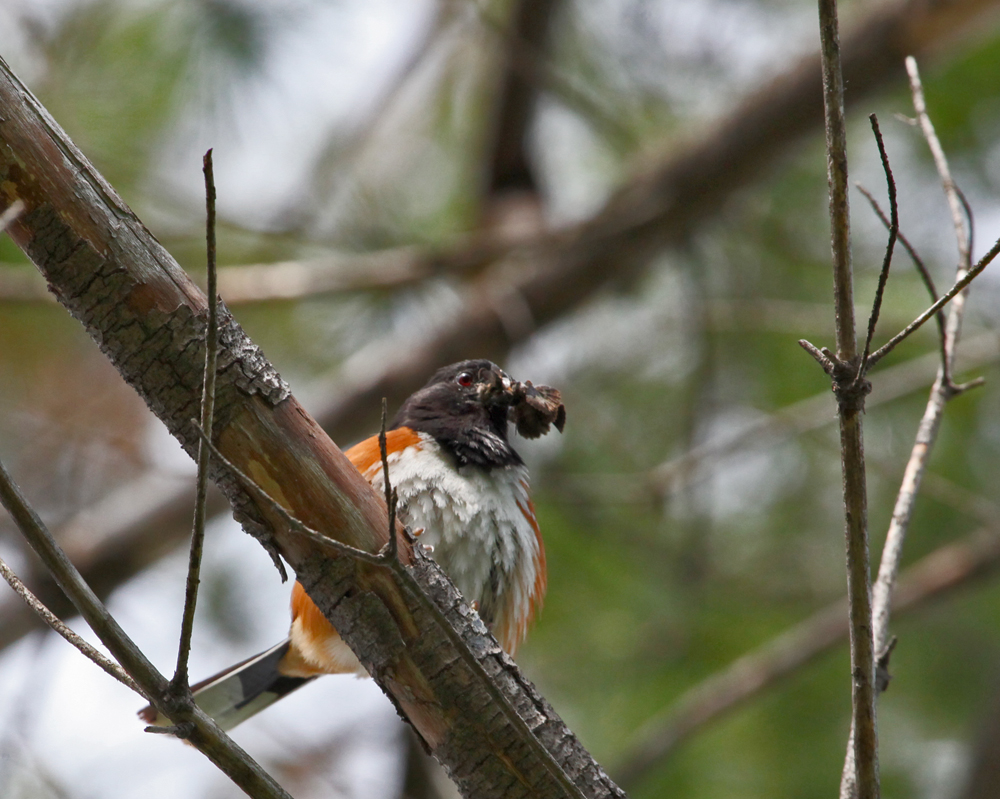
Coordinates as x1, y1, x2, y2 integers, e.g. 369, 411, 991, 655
481, 367, 516, 405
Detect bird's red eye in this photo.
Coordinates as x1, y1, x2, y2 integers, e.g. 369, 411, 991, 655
457, 372, 474, 387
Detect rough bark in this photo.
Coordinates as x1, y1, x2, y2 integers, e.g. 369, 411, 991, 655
0, 57, 622, 799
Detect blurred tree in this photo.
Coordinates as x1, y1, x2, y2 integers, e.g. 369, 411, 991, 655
4, 0, 1000, 798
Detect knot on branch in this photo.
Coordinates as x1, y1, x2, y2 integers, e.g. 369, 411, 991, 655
799, 340, 872, 414
832, 360, 871, 415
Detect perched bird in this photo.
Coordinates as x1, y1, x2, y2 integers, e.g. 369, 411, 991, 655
140, 359, 564, 731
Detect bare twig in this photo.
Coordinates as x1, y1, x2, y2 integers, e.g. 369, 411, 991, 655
798, 339, 838, 375
906, 56, 975, 394
957, 184, 975, 260
819, 1, 856, 364
378, 398, 399, 563
0, 554, 143, 695
614, 523, 1000, 789
0, 457, 168, 694
870, 376, 949, 653
0, 455, 293, 799
907, 57, 970, 272
858, 114, 898, 376
816, 0, 879, 794
869, 52, 984, 726
191, 424, 387, 566
855, 184, 948, 363
865, 234, 1000, 370
173, 149, 220, 691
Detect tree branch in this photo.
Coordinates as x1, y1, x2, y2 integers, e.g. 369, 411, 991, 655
0, 454, 293, 799
855, 183, 949, 367
171, 149, 220, 692
858, 114, 898, 375
864, 226, 1000, 370
815, 0, 879, 793
853, 56, 986, 794
0, 54, 622, 799
0, 552, 143, 695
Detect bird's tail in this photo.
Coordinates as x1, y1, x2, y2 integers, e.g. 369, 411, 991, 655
138, 639, 314, 731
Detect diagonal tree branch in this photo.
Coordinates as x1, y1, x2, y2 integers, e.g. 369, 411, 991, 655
0, 454, 294, 799
0, 54, 622, 799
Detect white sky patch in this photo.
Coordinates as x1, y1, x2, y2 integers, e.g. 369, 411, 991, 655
156, 0, 437, 229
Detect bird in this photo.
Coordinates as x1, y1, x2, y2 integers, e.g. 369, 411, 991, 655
140, 359, 564, 731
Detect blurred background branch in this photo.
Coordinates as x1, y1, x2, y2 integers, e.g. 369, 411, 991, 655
6, 0, 1000, 797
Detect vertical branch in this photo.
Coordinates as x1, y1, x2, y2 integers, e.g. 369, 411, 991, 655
479, 0, 559, 235
906, 56, 972, 385
378, 397, 398, 563
858, 115, 898, 374
819, 0, 856, 362
816, 0, 879, 796
869, 55, 985, 723
172, 149, 219, 690
906, 57, 970, 272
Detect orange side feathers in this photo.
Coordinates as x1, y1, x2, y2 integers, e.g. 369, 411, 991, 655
516, 494, 547, 649
345, 427, 423, 477
288, 428, 422, 635
289, 580, 335, 645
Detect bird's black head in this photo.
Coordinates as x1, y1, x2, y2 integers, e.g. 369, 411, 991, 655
391, 360, 522, 469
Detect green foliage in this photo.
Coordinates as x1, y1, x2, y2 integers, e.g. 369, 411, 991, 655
6, 2, 1000, 797
36, 1, 192, 194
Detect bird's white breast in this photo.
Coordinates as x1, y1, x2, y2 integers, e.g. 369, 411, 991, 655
361, 433, 540, 650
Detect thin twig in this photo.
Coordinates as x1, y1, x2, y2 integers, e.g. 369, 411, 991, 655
906, 56, 974, 392
798, 339, 837, 375
855, 184, 948, 364
191, 424, 386, 564
172, 149, 219, 691
956, 185, 975, 259
869, 53, 984, 723
0, 456, 169, 695
865, 235, 1000, 370
867, 58, 1000, 372
907, 57, 971, 272
858, 114, 898, 376
379, 398, 399, 563
0, 455, 292, 798
0, 554, 144, 695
